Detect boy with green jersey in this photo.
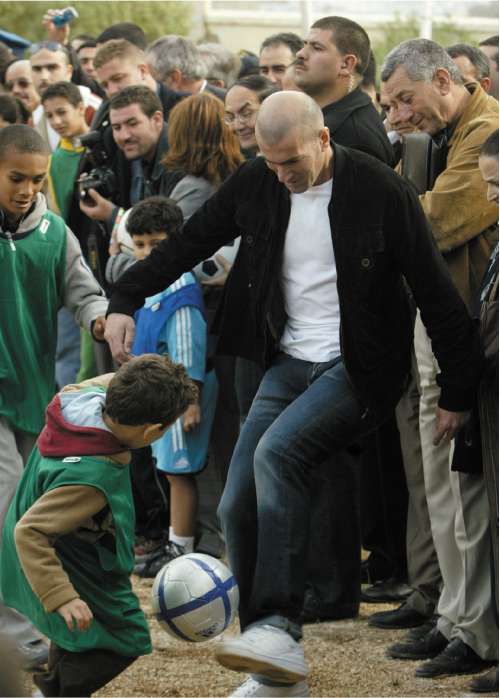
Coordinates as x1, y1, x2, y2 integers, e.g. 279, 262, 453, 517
0, 124, 107, 667
42, 80, 100, 386
42, 81, 89, 222
0, 354, 198, 696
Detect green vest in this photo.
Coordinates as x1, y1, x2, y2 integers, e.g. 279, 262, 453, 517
0, 211, 66, 434
0, 447, 151, 656
49, 140, 84, 221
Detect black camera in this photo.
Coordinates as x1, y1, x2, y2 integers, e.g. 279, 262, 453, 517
78, 130, 117, 205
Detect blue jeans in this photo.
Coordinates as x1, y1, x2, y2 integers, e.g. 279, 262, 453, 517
218, 353, 386, 640
55, 308, 81, 389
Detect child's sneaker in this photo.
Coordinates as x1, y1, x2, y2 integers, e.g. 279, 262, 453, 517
134, 537, 165, 563
230, 677, 309, 697
134, 541, 185, 578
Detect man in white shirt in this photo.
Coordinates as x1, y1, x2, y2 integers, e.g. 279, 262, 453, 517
104, 91, 480, 698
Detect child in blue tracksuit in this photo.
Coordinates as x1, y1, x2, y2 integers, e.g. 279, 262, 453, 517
125, 197, 218, 577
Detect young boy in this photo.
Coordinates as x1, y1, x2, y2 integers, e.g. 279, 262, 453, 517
43, 81, 91, 388
124, 197, 218, 577
42, 81, 105, 386
42, 81, 89, 222
0, 124, 107, 665
0, 355, 198, 696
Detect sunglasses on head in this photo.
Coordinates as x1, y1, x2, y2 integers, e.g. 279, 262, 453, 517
28, 41, 69, 56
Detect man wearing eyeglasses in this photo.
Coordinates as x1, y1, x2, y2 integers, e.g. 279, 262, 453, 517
4, 60, 41, 119
29, 42, 101, 151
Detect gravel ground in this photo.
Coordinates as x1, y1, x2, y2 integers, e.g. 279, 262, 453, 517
22, 575, 494, 697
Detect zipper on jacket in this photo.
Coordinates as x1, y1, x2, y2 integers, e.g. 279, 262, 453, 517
5, 231, 16, 251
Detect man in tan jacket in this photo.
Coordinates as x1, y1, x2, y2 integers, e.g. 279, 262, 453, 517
374, 38, 498, 680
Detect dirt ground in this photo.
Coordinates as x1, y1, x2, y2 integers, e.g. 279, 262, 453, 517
22, 575, 493, 697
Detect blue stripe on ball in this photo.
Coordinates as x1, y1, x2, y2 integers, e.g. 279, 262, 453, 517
156, 566, 196, 642
156, 557, 237, 639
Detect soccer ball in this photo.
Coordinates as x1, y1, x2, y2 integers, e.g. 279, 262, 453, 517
151, 553, 239, 642
192, 237, 240, 283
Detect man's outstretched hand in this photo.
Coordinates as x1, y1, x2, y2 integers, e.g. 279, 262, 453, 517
104, 313, 136, 364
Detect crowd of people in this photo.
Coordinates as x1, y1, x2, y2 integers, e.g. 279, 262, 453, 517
0, 8, 498, 698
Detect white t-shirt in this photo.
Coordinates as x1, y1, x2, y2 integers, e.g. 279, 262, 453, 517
279, 178, 341, 362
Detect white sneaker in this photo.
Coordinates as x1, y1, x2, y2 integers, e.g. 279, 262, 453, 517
230, 677, 309, 697
216, 625, 308, 683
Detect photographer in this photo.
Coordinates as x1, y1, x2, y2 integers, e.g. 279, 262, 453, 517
79, 86, 170, 231
77, 40, 186, 231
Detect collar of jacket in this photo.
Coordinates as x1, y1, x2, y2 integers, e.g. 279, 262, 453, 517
322, 87, 374, 134
449, 82, 498, 146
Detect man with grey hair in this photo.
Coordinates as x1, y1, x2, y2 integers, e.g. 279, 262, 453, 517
198, 42, 240, 89
105, 89, 481, 696
376, 38, 498, 679
146, 35, 225, 100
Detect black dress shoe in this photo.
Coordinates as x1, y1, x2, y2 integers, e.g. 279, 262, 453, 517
361, 578, 412, 603
368, 602, 429, 629
415, 638, 494, 678
387, 627, 448, 660
405, 615, 438, 641
470, 666, 499, 693
299, 604, 358, 624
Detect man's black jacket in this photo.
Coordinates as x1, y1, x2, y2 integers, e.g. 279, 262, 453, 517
108, 143, 481, 416
323, 87, 395, 166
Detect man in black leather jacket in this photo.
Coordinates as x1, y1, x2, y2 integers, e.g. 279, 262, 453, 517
105, 91, 480, 696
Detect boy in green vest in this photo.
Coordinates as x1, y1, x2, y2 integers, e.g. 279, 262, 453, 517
0, 354, 198, 696
42, 80, 101, 385
0, 123, 107, 668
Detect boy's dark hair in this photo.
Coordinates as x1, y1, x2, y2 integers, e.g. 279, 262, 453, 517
311, 16, 370, 76
106, 354, 198, 426
96, 22, 147, 50
260, 32, 304, 55
480, 129, 499, 159
231, 74, 280, 103
41, 81, 83, 107
447, 43, 490, 79
109, 85, 163, 118
0, 124, 49, 160
126, 196, 184, 237
0, 94, 21, 125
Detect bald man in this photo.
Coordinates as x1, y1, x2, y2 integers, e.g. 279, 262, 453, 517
105, 91, 481, 697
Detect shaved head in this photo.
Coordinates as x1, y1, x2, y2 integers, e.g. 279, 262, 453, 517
255, 91, 332, 194
256, 90, 324, 147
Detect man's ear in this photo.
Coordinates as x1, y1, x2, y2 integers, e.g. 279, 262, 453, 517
339, 54, 357, 77
433, 67, 452, 95
319, 125, 330, 149
480, 76, 492, 93
66, 63, 73, 80
164, 68, 182, 90
138, 62, 151, 82
152, 110, 164, 129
